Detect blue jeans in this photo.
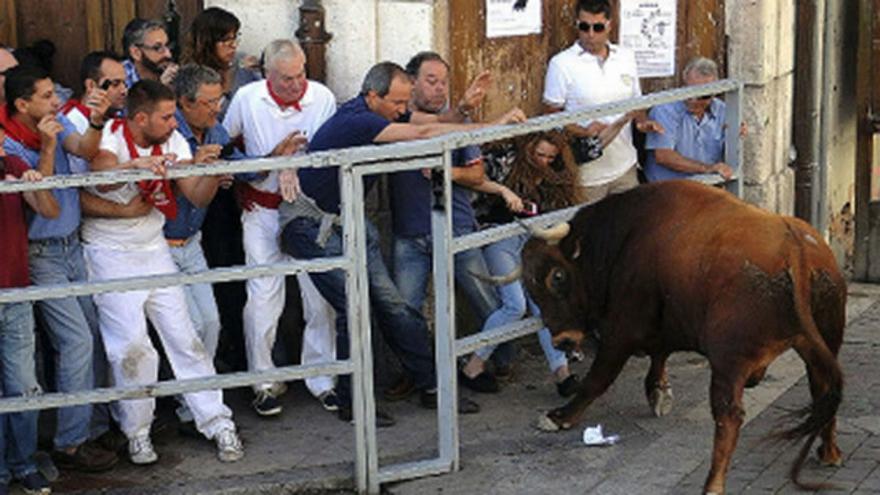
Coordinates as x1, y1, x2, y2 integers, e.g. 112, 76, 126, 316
168, 233, 221, 359
281, 217, 436, 406
0, 302, 41, 484
477, 234, 567, 373
392, 227, 500, 320
28, 234, 101, 449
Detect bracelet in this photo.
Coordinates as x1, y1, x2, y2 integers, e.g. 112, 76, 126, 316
89, 120, 105, 131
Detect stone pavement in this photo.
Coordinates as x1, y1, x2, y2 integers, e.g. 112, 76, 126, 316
20, 284, 880, 494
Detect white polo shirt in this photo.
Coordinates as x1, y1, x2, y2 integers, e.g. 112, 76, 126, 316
81, 125, 192, 251
543, 42, 641, 187
222, 79, 337, 193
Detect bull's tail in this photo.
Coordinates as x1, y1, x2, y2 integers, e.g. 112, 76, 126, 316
772, 257, 844, 491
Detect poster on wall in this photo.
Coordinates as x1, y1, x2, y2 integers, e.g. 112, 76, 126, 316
618, 0, 677, 77
486, 0, 542, 38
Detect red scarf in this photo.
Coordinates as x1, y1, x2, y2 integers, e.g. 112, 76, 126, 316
112, 118, 178, 219
0, 106, 42, 151
60, 99, 91, 119
267, 79, 306, 112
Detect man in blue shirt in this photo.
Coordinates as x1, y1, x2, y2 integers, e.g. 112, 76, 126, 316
1, 65, 118, 472
280, 61, 525, 425
645, 57, 734, 182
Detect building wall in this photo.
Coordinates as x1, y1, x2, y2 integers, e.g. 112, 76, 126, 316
205, 0, 440, 101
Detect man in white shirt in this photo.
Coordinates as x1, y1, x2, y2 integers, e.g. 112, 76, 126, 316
83, 79, 243, 465
543, 0, 662, 201
222, 39, 339, 417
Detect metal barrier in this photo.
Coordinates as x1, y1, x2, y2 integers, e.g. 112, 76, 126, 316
0, 79, 742, 494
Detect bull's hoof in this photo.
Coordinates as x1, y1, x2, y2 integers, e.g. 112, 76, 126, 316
817, 444, 843, 467
535, 413, 561, 432
648, 385, 674, 417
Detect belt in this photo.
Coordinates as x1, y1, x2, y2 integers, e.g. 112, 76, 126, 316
236, 182, 282, 210
29, 230, 80, 248
166, 238, 189, 248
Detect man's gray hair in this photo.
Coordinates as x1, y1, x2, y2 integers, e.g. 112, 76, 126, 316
174, 63, 222, 101
124, 19, 166, 53
263, 39, 305, 72
361, 61, 408, 97
682, 57, 719, 80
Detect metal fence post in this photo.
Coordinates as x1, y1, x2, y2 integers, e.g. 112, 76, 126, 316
726, 82, 744, 197
341, 163, 372, 494
431, 148, 459, 469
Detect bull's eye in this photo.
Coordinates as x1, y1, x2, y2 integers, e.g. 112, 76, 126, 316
548, 267, 569, 295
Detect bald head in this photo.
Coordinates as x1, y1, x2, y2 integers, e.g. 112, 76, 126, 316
0, 48, 19, 102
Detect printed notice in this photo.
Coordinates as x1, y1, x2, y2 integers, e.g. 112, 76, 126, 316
486, 0, 542, 38
619, 0, 676, 77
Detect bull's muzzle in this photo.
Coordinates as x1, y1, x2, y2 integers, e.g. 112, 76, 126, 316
552, 330, 584, 356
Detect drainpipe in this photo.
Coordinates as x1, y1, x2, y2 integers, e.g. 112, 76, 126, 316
792, 0, 824, 226
295, 0, 333, 83
816, 0, 834, 235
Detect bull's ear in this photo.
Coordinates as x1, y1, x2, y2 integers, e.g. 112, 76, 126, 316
570, 239, 582, 260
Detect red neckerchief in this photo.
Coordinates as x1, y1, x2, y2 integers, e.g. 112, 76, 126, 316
60, 99, 91, 119
0, 106, 42, 151
267, 79, 306, 112
112, 118, 178, 219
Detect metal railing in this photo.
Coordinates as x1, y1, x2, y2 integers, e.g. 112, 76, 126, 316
0, 79, 742, 494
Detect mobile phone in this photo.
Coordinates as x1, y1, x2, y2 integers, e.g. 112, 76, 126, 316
220, 142, 238, 159
520, 200, 539, 217
100, 79, 113, 91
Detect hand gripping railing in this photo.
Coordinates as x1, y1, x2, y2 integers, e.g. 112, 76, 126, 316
0, 80, 742, 494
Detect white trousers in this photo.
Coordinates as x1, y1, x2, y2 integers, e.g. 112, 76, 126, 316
241, 206, 336, 395
83, 244, 234, 440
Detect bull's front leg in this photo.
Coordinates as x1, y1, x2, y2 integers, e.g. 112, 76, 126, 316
704, 370, 746, 495
537, 347, 630, 431
645, 353, 673, 417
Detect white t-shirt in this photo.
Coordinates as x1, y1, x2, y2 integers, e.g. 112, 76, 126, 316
223, 79, 336, 193
543, 42, 641, 187
81, 125, 193, 251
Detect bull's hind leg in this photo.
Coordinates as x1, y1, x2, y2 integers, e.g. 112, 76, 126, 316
538, 346, 630, 431
704, 368, 747, 495
806, 366, 843, 466
645, 353, 673, 417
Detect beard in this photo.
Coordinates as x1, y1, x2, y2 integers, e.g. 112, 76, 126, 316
141, 56, 171, 77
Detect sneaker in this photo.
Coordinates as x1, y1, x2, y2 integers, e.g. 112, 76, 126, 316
252, 390, 282, 417
214, 428, 244, 463
458, 369, 500, 393
18, 471, 50, 495
318, 390, 341, 412
52, 441, 118, 473
337, 405, 396, 427
128, 434, 158, 465
556, 374, 580, 398
383, 374, 416, 401
419, 390, 481, 414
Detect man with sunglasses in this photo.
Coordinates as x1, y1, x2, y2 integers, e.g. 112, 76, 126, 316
63, 52, 128, 130
644, 57, 735, 182
121, 19, 179, 89
543, 0, 662, 202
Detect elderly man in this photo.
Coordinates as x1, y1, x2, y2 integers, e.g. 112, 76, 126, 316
222, 39, 339, 417
644, 57, 735, 182
121, 18, 179, 88
543, 0, 662, 201
280, 61, 525, 426
0, 46, 17, 102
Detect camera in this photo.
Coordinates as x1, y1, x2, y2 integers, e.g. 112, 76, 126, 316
220, 142, 238, 159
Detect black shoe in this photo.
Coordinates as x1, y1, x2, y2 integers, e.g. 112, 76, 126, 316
458, 369, 500, 393
383, 374, 416, 401
337, 405, 396, 427
0, 480, 8, 495
52, 441, 118, 473
93, 429, 128, 454
253, 390, 282, 417
18, 471, 50, 495
556, 374, 580, 398
318, 390, 341, 412
419, 390, 481, 414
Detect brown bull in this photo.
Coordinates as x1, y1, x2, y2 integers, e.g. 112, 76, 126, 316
521, 180, 845, 495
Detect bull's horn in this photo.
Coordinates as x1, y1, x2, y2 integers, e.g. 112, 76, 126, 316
532, 222, 570, 245
469, 266, 522, 285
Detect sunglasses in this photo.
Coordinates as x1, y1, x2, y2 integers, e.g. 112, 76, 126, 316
692, 94, 717, 101
577, 21, 607, 33
137, 42, 172, 53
